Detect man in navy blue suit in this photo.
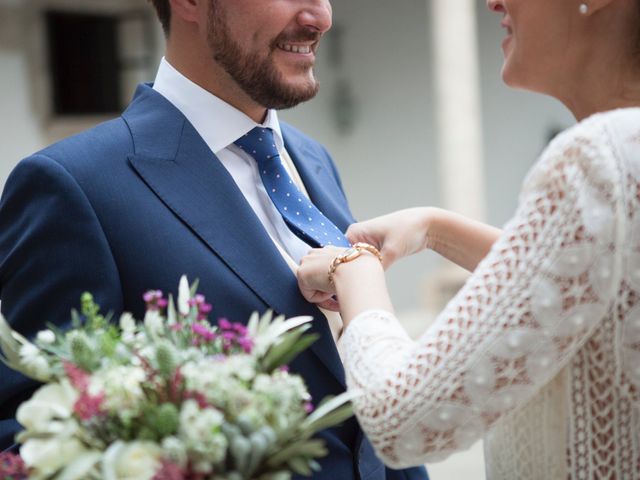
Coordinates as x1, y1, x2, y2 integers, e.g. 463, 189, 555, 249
0, 1, 428, 479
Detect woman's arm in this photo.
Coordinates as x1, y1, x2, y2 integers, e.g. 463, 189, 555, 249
346, 207, 502, 272
297, 125, 622, 467
299, 207, 502, 324
298, 248, 392, 325
423, 208, 502, 271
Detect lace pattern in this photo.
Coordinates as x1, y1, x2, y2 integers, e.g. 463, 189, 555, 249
338, 108, 640, 479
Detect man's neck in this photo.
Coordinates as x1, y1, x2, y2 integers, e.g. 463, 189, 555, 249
165, 50, 268, 123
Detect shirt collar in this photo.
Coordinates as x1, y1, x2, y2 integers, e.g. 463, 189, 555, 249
152, 57, 284, 155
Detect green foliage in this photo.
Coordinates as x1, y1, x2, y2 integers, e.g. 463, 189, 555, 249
261, 328, 319, 372
141, 403, 180, 439
81, 293, 104, 329
99, 326, 120, 358
69, 331, 97, 372
155, 340, 178, 378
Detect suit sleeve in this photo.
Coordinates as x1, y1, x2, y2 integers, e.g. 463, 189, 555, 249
0, 153, 122, 449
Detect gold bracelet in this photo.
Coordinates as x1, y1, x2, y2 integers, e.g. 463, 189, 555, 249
328, 242, 383, 285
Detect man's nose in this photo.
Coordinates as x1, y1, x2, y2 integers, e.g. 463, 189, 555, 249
297, 0, 332, 34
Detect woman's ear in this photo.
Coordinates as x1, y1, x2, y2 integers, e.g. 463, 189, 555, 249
578, 0, 616, 16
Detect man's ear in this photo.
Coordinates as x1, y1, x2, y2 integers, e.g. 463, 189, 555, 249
169, 0, 201, 24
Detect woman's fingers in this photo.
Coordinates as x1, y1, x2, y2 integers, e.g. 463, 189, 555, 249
317, 297, 341, 311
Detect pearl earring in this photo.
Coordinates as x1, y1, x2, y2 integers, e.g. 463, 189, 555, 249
579, 3, 588, 14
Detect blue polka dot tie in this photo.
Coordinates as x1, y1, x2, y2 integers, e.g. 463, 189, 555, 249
235, 127, 350, 248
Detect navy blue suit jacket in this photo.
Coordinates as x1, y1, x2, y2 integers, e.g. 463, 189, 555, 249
0, 85, 427, 480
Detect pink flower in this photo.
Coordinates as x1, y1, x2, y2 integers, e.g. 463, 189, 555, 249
0, 452, 29, 479
183, 391, 209, 409
152, 460, 186, 480
144, 290, 168, 311
218, 318, 232, 330
238, 338, 254, 353
199, 303, 212, 314
191, 324, 216, 343
64, 361, 105, 420
74, 390, 105, 421
221, 332, 236, 341
233, 323, 248, 336
63, 361, 90, 390
189, 295, 212, 321
217, 319, 253, 353
168, 368, 185, 403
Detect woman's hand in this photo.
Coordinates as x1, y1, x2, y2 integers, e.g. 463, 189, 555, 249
348, 207, 502, 272
297, 247, 346, 311
298, 247, 392, 323
346, 207, 433, 269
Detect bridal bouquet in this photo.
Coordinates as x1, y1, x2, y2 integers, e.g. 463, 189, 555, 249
0, 277, 355, 480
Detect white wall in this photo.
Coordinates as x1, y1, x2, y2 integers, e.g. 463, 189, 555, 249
0, 6, 44, 189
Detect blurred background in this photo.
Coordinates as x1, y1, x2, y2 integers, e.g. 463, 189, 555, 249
0, 0, 574, 477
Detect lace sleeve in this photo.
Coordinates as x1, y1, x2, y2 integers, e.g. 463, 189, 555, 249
338, 122, 623, 468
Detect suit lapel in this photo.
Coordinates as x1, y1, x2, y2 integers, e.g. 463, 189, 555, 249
123, 85, 346, 386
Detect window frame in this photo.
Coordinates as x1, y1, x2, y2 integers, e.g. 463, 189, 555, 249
22, 0, 161, 142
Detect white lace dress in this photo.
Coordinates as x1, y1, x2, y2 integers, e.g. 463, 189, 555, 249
338, 108, 640, 479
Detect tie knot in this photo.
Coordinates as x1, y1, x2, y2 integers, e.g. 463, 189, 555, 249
234, 127, 279, 162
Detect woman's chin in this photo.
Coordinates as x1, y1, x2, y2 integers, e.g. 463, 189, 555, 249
501, 64, 530, 91
501, 68, 518, 89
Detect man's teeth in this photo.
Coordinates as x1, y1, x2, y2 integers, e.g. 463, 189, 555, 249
278, 44, 312, 54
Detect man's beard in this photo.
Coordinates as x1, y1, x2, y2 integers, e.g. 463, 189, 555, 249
207, 2, 320, 110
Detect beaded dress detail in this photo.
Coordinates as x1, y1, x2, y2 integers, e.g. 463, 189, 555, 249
338, 109, 640, 479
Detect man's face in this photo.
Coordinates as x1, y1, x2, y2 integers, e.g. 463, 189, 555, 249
207, 0, 332, 110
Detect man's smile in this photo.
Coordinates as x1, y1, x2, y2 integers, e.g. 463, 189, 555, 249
276, 42, 317, 55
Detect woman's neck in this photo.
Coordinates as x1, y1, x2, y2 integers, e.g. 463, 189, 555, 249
555, 32, 640, 121
561, 75, 640, 121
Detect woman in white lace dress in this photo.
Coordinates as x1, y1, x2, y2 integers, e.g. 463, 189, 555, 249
296, 0, 640, 478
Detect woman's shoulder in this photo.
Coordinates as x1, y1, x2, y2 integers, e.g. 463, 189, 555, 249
550, 107, 640, 150
522, 108, 640, 196
585, 106, 640, 126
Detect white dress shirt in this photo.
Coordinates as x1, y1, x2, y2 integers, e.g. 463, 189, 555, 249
152, 58, 313, 264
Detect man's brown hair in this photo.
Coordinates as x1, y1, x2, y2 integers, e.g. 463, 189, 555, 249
148, 0, 171, 36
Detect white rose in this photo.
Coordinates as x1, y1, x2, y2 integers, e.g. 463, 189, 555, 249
36, 329, 56, 344
102, 441, 163, 480
19, 342, 40, 359
18, 343, 51, 381
17, 381, 78, 433
28, 355, 52, 381
55, 451, 103, 480
20, 437, 88, 478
